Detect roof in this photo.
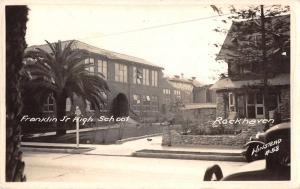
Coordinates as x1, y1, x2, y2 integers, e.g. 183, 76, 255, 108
26, 40, 163, 69
192, 80, 202, 87
194, 84, 213, 90
210, 73, 290, 90
167, 76, 203, 87
216, 14, 290, 61
180, 103, 216, 110
160, 77, 175, 89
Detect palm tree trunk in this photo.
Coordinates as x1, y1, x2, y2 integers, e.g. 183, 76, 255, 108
56, 94, 67, 135
6, 6, 28, 182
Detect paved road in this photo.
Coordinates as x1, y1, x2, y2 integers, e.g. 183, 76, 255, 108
23, 151, 246, 189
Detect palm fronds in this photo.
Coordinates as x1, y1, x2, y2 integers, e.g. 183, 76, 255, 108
22, 40, 110, 134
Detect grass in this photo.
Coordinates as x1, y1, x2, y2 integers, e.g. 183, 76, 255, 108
23, 123, 163, 144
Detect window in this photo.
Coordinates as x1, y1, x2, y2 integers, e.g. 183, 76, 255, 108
85, 58, 95, 73
268, 93, 279, 111
43, 94, 55, 112
229, 92, 235, 112
143, 95, 151, 106
247, 92, 255, 104
247, 93, 255, 118
133, 94, 141, 104
132, 94, 141, 111
255, 92, 264, 118
151, 70, 158, 87
239, 64, 252, 74
133, 67, 136, 84
174, 90, 181, 95
143, 69, 149, 85
174, 90, 181, 102
174, 90, 181, 100
257, 107, 264, 115
236, 94, 246, 118
86, 100, 95, 111
115, 63, 127, 83
133, 67, 142, 84
151, 95, 159, 112
163, 89, 171, 104
163, 96, 171, 105
97, 59, 107, 79
163, 89, 171, 95
141, 95, 150, 110
248, 34, 262, 47
256, 93, 263, 104
66, 98, 71, 112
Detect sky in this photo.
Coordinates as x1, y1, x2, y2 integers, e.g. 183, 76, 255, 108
26, 3, 232, 84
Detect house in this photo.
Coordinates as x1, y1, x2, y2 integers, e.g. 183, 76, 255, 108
211, 15, 290, 121
25, 40, 165, 124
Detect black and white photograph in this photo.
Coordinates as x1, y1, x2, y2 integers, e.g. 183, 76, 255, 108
1, 0, 300, 188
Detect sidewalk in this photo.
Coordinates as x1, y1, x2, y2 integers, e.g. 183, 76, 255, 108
21, 135, 245, 161
23, 124, 121, 138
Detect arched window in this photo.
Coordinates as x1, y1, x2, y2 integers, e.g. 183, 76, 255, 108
43, 94, 55, 112
86, 100, 95, 112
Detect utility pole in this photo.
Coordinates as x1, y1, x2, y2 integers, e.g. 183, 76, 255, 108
75, 106, 81, 148
260, 5, 269, 130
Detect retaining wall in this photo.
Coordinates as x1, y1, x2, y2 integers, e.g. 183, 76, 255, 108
162, 121, 265, 147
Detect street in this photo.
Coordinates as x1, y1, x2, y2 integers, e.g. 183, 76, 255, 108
23, 151, 245, 188
22, 136, 246, 188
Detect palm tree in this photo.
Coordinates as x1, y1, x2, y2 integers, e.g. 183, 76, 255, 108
6, 5, 28, 182
23, 40, 109, 135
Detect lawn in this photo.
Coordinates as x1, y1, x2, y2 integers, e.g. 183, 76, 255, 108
22, 123, 163, 144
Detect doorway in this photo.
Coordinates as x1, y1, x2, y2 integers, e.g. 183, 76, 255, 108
246, 92, 264, 119
255, 92, 264, 118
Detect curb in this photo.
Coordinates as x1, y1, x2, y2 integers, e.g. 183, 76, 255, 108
115, 133, 162, 144
132, 150, 246, 162
21, 145, 95, 154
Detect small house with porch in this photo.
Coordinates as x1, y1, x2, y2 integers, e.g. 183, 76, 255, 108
211, 15, 290, 122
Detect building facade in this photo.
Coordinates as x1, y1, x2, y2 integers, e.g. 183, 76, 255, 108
166, 74, 202, 104
211, 15, 290, 121
26, 40, 165, 124
159, 74, 219, 113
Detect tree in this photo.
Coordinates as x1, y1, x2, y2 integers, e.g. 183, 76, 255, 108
23, 40, 109, 135
6, 5, 28, 182
212, 5, 290, 127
